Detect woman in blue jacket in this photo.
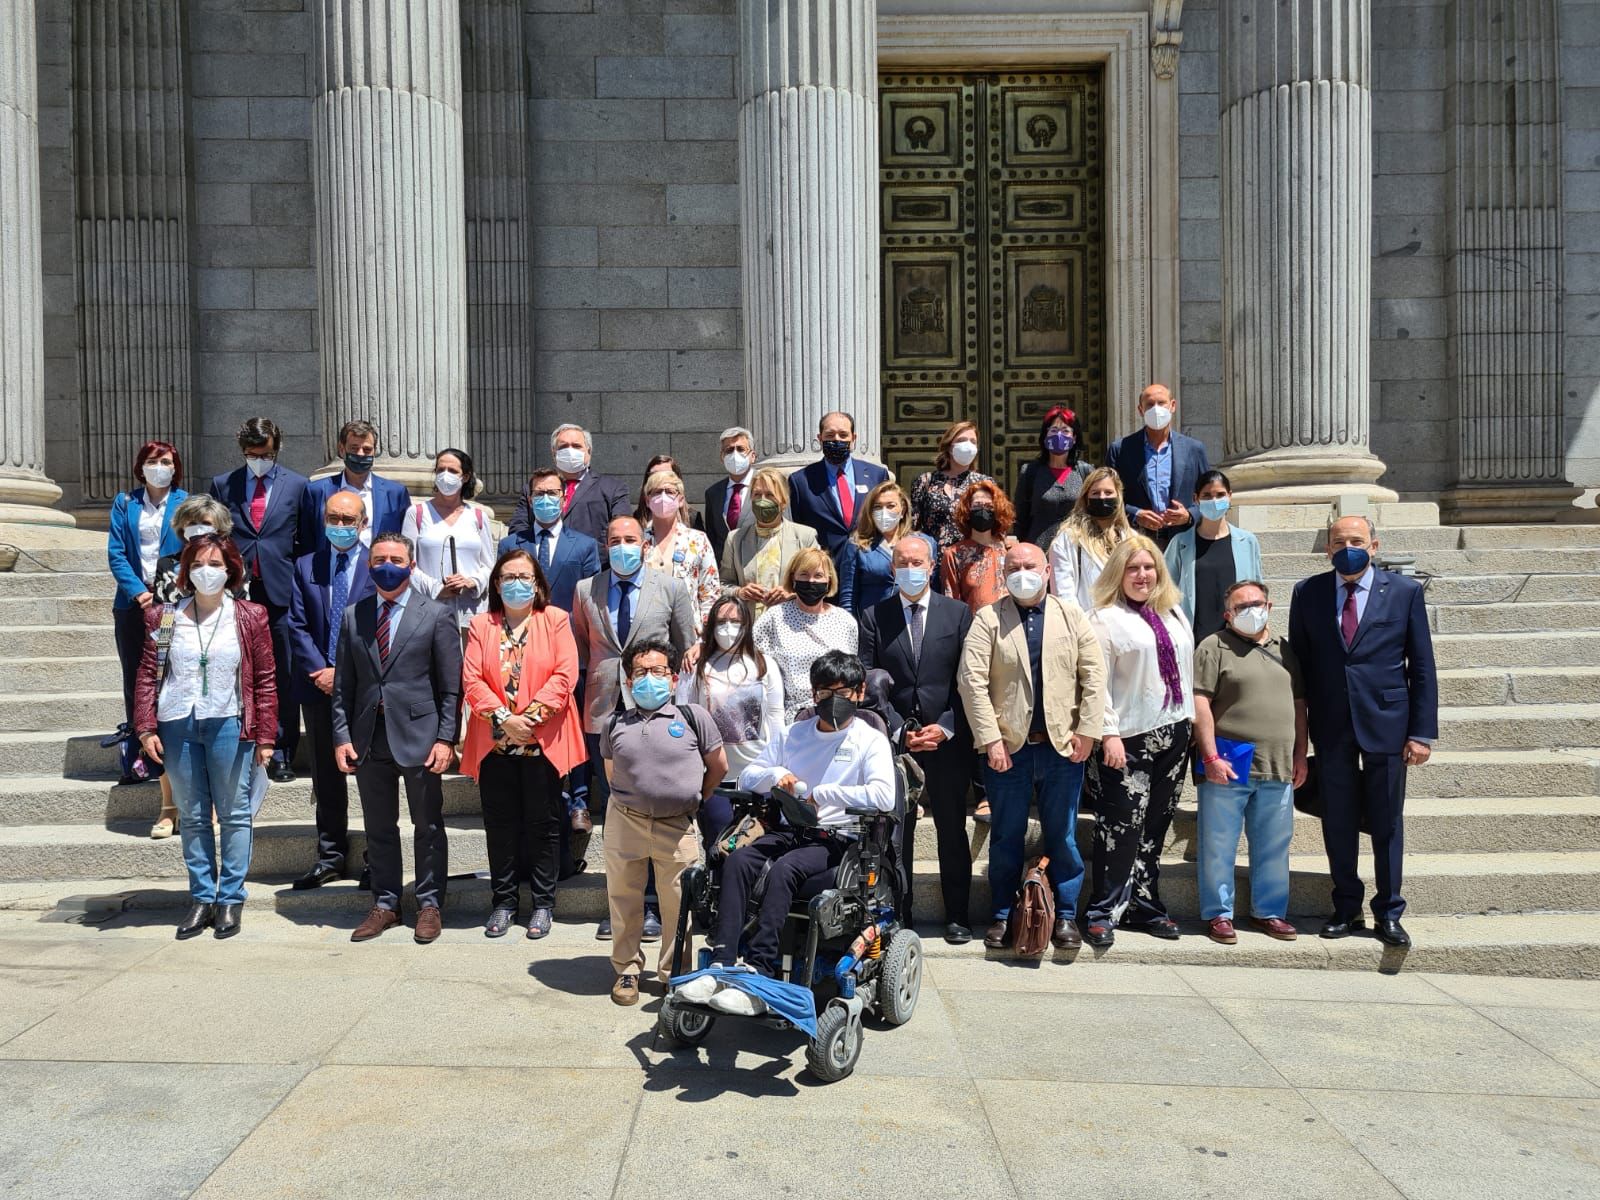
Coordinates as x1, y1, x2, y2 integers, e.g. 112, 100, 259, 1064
834, 481, 911, 616
108, 440, 188, 783
1163, 469, 1261, 641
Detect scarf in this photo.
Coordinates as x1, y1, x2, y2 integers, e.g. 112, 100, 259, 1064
1131, 600, 1183, 709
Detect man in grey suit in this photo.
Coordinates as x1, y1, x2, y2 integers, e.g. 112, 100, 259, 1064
332, 532, 463, 945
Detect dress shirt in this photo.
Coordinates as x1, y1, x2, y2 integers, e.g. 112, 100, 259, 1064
607, 568, 642, 638
375, 587, 411, 646
1017, 600, 1047, 735
829, 459, 857, 513
533, 517, 564, 566
1142, 433, 1172, 512
723, 471, 752, 524
1333, 565, 1375, 629
137, 492, 163, 585
250, 463, 280, 519
327, 549, 359, 606
338, 473, 376, 545
897, 590, 953, 736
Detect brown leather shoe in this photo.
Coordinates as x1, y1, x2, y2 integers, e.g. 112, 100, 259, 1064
982, 919, 1009, 949
1051, 917, 1082, 950
414, 906, 443, 944
571, 806, 593, 834
611, 973, 640, 1006
1207, 916, 1238, 944
1250, 916, 1298, 941
351, 906, 400, 942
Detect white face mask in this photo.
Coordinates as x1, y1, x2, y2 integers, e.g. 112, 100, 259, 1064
245, 456, 274, 479
1230, 604, 1269, 636
1142, 404, 1174, 432
723, 450, 751, 477
554, 446, 588, 475
143, 463, 174, 489
434, 470, 463, 496
1006, 569, 1045, 604
949, 439, 979, 467
189, 564, 228, 596
872, 507, 900, 535
713, 622, 743, 651
184, 524, 215, 541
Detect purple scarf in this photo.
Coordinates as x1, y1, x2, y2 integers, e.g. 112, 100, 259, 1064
1131, 601, 1184, 709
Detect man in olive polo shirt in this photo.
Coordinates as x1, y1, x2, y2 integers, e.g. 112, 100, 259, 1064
600, 635, 726, 1006
1192, 579, 1307, 946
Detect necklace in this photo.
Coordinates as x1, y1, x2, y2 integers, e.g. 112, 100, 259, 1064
194, 603, 226, 698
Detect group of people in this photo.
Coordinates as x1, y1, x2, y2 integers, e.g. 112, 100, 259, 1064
109, 384, 1438, 1008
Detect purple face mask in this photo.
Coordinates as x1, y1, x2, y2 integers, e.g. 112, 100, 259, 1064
1045, 430, 1073, 454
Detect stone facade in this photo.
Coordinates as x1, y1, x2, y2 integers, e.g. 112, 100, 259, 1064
5, 0, 1600, 521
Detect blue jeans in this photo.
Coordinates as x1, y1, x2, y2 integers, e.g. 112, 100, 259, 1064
984, 741, 1085, 920
159, 714, 257, 905
1196, 778, 1295, 920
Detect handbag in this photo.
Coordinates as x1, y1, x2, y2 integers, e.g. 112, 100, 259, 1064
1011, 856, 1056, 959
1292, 756, 1374, 835
711, 811, 766, 862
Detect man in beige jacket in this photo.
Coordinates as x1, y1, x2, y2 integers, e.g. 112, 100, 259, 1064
958, 542, 1107, 952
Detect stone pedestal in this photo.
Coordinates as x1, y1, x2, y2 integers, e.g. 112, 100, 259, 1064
1218, 0, 1395, 504
739, 0, 881, 467
311, 0, 467, 491
0, 0, 70, 527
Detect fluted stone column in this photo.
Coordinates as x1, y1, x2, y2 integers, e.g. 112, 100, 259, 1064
0, 0, 69, 526
1219, 0, 1395, 503
312, 0, 467, 489
739, 0, 881, 464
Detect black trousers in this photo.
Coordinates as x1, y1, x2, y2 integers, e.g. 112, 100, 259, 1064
1085, 719, 1191, 928
113, 604, 148, 776
247, 580, 300, 760
713, 831, 847, 977
1317, 735, 1407, 921
356, 718, 447, 911
480, 752, 563, 911
301, 693, 354, 871
915, 738, 972, 926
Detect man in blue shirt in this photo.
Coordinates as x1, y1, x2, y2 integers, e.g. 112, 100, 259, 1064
1104, 384, 1210, 548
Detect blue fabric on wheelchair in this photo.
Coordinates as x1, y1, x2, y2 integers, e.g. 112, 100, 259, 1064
668, 965, 818, 1037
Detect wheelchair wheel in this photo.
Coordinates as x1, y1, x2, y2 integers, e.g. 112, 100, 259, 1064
806, 1004, 862, 1082
877, 930, 923, 1026
658, 997, 716, 1049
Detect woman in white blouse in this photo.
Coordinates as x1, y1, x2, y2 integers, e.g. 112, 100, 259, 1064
1082, 535, 1195, 949
1048, 466, 1132, 609
641, 468, 721, 625
402, 447, 498, 635
752, 547, 859, 722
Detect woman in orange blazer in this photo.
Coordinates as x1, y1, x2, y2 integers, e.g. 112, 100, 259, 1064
463, 548, 587, 940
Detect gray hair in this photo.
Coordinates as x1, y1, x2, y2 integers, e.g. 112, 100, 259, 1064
718, 425, 754, 446
173, 494, 233, 537
1223, 579, 1269, 607
893, 532, 938, 563
1328, 514, 1376, 539
550, 423, 592, 454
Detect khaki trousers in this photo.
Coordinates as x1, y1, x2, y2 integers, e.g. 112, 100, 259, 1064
604, 803, 698, 981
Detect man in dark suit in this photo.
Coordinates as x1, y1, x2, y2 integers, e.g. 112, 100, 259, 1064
497, 467, 603, 612
506, 423, 631, 543
858, 533, 975, 943
1289, 515, 1438, 949
1104, 384, 1210, 547
704, 425, 757, 562
285, 490, 375, 890
296, 418, 412, 554
333, 532, 463, 945
210, 416, 309, 782
786, 411, 891, 557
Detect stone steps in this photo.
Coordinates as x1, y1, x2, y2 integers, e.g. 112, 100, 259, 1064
0, 595, 113, 626
4, 624, 116, 658
1435, 704, 1600, 751
1436, 667, 1600, 707
1430, 632, 1600, 670
1249, 525, 1600, 554
0, 692, 125, 734
1261, 549, 1600, 577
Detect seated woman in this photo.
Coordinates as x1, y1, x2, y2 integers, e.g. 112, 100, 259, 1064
679, 651, 895, 1014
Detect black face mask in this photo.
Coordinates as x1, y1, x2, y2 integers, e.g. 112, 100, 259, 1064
1086, 497, 1119, 519
344, 452, 375, 475
816, 694, 857, 728
793, 579, 831, 606
968, 507, 996, 533
821, 440, 852, 465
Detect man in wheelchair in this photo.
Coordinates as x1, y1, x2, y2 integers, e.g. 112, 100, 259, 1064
677, 650, 896, 1015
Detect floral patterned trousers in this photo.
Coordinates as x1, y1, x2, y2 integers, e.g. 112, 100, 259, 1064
1084, 719, 1192, 929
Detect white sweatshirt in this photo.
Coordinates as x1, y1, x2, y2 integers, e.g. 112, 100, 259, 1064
738, 716, 896, 830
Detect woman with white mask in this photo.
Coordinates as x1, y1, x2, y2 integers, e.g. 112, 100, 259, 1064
402, 447, 498, 636
909, 421, 993, 555
835, 481, 912, 615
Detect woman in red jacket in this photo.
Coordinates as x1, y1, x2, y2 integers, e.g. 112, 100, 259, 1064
135, 534, 277, 941
462, 548, 587, 940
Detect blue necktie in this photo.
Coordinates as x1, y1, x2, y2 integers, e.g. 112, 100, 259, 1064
616, 579, 634, 645
326, 552, 349, 665
537, 529, 552, 574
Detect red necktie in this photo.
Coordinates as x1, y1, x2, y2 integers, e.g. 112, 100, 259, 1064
377, 600, 394, 662
562, 478, 578, 514
726, 482, 743, 527
835, 471, 854, 526
1341, 581, 1359, 648
250, 476, 268, 527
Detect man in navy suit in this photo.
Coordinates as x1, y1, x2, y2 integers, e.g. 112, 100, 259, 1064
296, 418, 412, 554
506, 424, 631, 543
1289, 516, 1438, 948
1104, 384, 1210, 547
285, 490, 376, 889
786, 411, 891, 557
704, 425, 757, 563
210, 417, 309, 782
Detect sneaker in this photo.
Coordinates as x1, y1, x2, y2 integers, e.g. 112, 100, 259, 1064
675, 974, 720, 1004
709, 987, 766, 1017
611, 974, 640, 1006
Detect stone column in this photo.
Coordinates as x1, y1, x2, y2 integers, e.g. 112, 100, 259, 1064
0, 0, 69, 526
1219, 0, 1395, 503
312, 0, 467, 490
739, 0, 881, 465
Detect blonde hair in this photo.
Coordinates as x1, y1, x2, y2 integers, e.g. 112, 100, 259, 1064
783, 545, 838, 599
851, 481, 911, 550
750, 466, 790, 511
1092, 534, 1182, 614
643, 469, 685, 499
1065, 466, 1132, 559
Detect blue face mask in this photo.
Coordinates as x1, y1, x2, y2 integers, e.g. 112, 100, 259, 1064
1196, 497, 1231, 521
609, 543, 642, 577
895, 566, 929, 597
631, 674, 672, 711
531, 494, 563, 525
1331, 546, 1371, 576
325, 524, 360, 551
344, 452, 375, 475
500, 579, 536, 608
370, 562, 412, 592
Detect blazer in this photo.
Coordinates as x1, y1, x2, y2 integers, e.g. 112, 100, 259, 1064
704, 475, 757, 562
507, 469, 632, 544
786, 458, 892, 556
1164, 524, 1264, 625
1013, 458, 1095, 547
836, 538, 896, 616
957, 593, 1107, 756
568, 567, 700, 733
285, 546, 375, 703
133, 598, 278, 745
109, 487, 187, 609
1288, 568, 1439, 756
297, 471, 411, 553
859, 590, 972, 736
1105, 430, 1211, 526
331, 592, 463, 768
719, 520, 817, 587
210, 464, 309, 607
460, 608, 587, 780
497, 525, 602, 614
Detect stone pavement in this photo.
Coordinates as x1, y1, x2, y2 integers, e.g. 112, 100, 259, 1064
2, 910, 1598, 1199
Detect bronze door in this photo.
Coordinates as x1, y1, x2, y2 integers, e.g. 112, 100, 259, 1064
878, 70, 1105, 491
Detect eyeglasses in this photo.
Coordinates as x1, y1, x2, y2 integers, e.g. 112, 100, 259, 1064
326, 515, 361, 526
630, 666, 673, 680
500, 573, 536, 584
532, 489, 563, 498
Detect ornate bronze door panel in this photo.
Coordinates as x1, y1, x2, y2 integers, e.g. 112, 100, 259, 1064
879, 70, 1104, 489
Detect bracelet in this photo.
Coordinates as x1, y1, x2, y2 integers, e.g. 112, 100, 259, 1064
1202, 753, 1221, 765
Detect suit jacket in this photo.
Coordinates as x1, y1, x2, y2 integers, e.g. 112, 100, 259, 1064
297, 472, 411, 553
1288, 568, 1438, 756
957, 593, 1107, 755
568, 567, 699, 733
719, 520, 818, 586
109, 487, 187, 609
1105, 430, 1210, 527
210, 465, 309, 607
286, 546, 375, 703
859, 590, 972, 736
497, 525, 602, 613
331, 592, 463, 768
787, 458, 891, 556
507, 470, 631, 543
704, 475, 757, 562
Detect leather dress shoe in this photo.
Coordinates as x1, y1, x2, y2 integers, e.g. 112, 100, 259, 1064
611, 974, 640, 1006
292, 862, 342, 891
268, 759, 295, 784
357, 865, 372, 891
351, 906, 400, 942
1051, 917, 1082, 950
641, 908, 662, 943
1207, 916, 1238, 944
213, 903, 242, 939
571, 806, 593, 834
1250, 916, 1298, 941
175, 902, 214, 940
595, 917, 613, 940
1376, 919, 1411, 948
944, 922, 972, 945
413, 906, 443, 944
982, 919, 1009, 949
1319, 916, 1367, 939
1127, 916, 1180, 940
1083, 922, 1115, 948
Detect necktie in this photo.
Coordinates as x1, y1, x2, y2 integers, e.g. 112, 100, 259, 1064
562, 477, 578, 514
908, 602, 924, 663
250, 476, 268, 527
536, 529, 552, 573
726, 482, 743, 527
616, 580, 634, 645
326, 552, 349, 665
1341, 582, 1359, 648
835, 470, 854, 526
377, 599, 394, 662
